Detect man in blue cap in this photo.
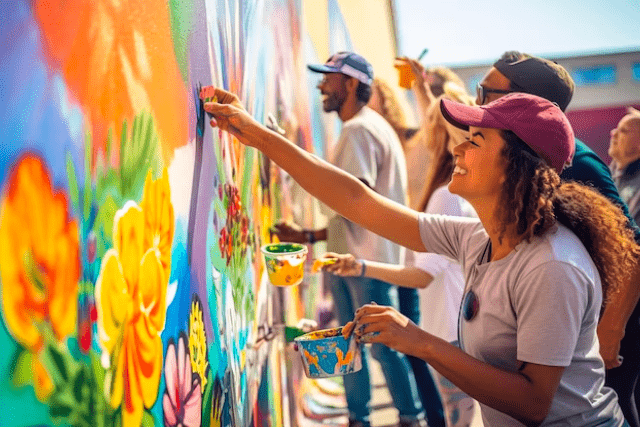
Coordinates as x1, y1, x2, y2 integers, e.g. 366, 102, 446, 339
274, 52, 431, 427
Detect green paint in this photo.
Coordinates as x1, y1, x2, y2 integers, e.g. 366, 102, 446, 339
168, 0, 193, 85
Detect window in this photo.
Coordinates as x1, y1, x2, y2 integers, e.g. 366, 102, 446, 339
571, 64, 617, 86
632, 63, 640, 82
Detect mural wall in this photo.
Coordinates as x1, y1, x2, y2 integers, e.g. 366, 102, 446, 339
0, 0, 325, 426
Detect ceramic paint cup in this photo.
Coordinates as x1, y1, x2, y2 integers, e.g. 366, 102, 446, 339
261, 242, 308, 287
294, 326, 363, 378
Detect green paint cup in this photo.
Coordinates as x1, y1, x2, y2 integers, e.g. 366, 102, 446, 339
261, 242, 308, 287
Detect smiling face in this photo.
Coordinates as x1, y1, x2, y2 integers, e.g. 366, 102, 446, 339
449, 126, 507, 206
317, 72, 349, 113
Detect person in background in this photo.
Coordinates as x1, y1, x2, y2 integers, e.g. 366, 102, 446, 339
368, 78, 427, 209
275, 51, 427, 427
610, 108, 640, 225
476, 51, 640, 426
369, 70, 477, 425
367, 76, 447, 426
320, 89, 478, 425
204, 87, 638, 426
608, 107, 640, 421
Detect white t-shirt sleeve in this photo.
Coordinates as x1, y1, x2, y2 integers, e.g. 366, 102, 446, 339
413, 251, 457, 276
418, 212, 480, 261
333, 125, 380, 188
514, 261, 591, 366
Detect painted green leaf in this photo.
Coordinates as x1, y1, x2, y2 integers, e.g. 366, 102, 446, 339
11, 348, 33, 387
201, 365, 214, 427
72, 366, 87, 402
43, 343, 69, 383
66, 152, 81, 218
141, 410, 155, 427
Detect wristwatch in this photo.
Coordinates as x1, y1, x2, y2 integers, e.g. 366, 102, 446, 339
303, 229, 316, 244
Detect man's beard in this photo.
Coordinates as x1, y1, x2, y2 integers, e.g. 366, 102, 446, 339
322, 90, 347, 113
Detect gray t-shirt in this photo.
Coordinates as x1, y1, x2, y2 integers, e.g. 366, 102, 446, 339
418, 213, 624, 427
328, 106, 407, 264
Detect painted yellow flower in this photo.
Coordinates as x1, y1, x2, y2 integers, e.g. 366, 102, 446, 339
140, 168, 174, 283
0, 155, 80, 400
96, 169, 174, 427
188, 297, 208, 393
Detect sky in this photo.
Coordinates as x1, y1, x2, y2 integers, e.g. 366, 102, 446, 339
395, 0, 640, 66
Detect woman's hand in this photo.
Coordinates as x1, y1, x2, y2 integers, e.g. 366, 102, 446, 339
342, 303, 423, 356
321, 252, 362, 277
202, 87, 262, 146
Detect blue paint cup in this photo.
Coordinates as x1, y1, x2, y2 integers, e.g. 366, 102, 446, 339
294, 327, 362, 378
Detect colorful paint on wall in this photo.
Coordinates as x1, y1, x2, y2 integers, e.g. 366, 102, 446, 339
0, 0, 324, 426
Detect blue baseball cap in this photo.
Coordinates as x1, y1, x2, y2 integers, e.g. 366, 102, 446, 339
308, 52, 374, 85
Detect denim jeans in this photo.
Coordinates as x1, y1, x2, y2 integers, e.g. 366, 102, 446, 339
606, 301, 640, 427
327, 274, 425, 423
398, 287, 446, 427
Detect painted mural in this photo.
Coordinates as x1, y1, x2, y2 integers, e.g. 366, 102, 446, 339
0, 0, 326, 426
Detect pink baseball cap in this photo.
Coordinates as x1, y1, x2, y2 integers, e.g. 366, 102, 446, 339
440, 92, 575, 173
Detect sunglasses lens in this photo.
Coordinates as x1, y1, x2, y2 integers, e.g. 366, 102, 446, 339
476, 84, 484, 104
462, 290, 479, 321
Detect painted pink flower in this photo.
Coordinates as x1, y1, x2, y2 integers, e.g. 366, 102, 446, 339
163, 334, 202, 427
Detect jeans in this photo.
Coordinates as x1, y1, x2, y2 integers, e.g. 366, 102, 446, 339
398, 287, 446, 427
327, 274, 425, 423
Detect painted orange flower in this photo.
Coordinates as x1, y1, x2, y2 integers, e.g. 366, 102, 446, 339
96, 169, 174, 426
32, 0, 189, 163
0, 154, 80, 400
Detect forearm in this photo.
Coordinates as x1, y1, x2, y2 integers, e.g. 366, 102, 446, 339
413, 82, 435, 123
599, 261, 640, 337
364, 261, 433, 289
414, 333, 553, 426
248, 125, 425, 251
304, 228, 327, 244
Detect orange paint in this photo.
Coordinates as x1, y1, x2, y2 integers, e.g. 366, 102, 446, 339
33, 0, 189, 164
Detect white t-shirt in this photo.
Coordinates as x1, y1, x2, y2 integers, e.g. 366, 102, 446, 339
413, 186, 476, 342
328, 106, 408, 264
418, 214, 624, 427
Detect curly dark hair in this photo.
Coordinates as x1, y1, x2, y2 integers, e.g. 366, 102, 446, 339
498, 130, 640, 306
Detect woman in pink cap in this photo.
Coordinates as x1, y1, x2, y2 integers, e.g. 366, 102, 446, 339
204, 89, 638, 426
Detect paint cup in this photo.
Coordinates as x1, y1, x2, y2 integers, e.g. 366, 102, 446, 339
261, 242, 308, 287
394, 60, 415, 89
294, 327, 363, 378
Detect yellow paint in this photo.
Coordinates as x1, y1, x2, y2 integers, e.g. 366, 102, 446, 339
266, 258, 305, 287
311, 257, 337, 273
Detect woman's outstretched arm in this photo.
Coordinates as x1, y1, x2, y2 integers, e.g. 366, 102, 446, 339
319, 252, 434, 289
204, 88, 426, 252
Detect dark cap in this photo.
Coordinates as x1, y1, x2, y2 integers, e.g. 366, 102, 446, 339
440, 92, 575, 173
308, 52, 374, 85
493, 55, 575, 111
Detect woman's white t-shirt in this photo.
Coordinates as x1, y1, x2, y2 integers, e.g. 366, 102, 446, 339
417, 213, 624, 427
